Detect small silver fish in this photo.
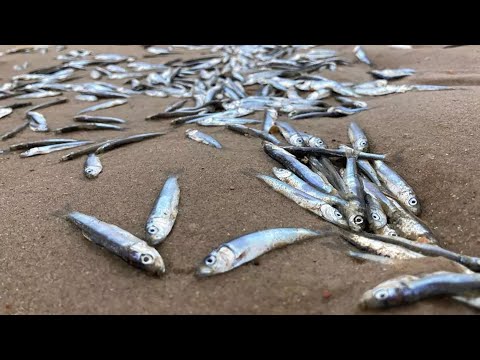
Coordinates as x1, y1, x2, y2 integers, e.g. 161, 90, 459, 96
359, 272, 480, 310
353, 46, 372, 66
75, 94, 99, 102
27, 111, 49, 132
369, 68, 416, 80
74, 115, 126, 124
66, 211, 165, 275
20, 140, 93, 157
17, 91, 62, 99
84, 153, 103, 179
77, 99, 128, 115
263, 108, 278, 133
196, 117, 261, 127
196, 228, 328, 277
0, 107, 13, 119
54, 123, 124, 133
10, 138, 79, 151
348, 122, 369, 152
145, 175, 180, 246
185, 129, 222, 148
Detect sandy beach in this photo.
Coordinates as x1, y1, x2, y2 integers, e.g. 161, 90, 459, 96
0, 45, 479, 314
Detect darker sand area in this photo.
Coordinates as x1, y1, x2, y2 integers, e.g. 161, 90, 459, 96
0, 45, 479, 314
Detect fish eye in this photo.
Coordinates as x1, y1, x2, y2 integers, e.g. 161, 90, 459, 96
205, 255, 216, 266
147, 225, 158, 235
141, 254, 154, 265
354, 215, 364, 225
360, 140, 368, 147
374, 289, 389, 300
408, 198, 418, 206
372, 213, 380, 221
334, 210, 343, 218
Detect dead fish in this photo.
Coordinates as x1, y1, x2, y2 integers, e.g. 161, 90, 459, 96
74, 115, 126, 124
359, 271, 480, 310
90, 69, 103, 80
54, 123, 124, 133
17, 91, 62, 99
275, 121, 305, 146
60, 141, 111, 161
27, 98, 68, 112
145, 47, 171, 56
353, 46, 373, 66
185, 129, 222, 148
2, 102, 33, 110
145, 175, 180, 246
196, 117, 261, 127
105, 64, 127, 73
77, 99, 128, 115
10, 138, 79, 151
348, 122, 369, 152
27, 111, 49, 132
95, 132, 166, 154
75, 94, 98, 102
347, 251, 396, 265
335, 97, 368, 109
0, 121, 29, 141
334, 228, 424, 260
84, 153, 103, 179
369, 68, 416, 80
165, 99, 188, 113
257, 174, 348, 228
94, 54, 131, 63
0, 107, 13, 119
66, 211, 165, 275
263, 108, 278, 133
373, 160, 420, 215
196, 228, 329, 277
20, 140, 93, 157
226, 124, 280, 144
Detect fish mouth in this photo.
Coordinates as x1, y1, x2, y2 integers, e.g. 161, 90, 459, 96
195, 265, 214, 278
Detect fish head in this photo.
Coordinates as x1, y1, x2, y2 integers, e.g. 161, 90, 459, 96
128, 242, 165, 276
368, 208, 387, 230
288, 134, 305, 147
399, 191, 421, 216
84, 166, 101, 179
272, 167, 292, 181
345, 202, 366, 232
320, 204, 348, 228
145, 220, 171, 246
196, 246, 236, 278
307, 137, 326, 149
353, 138, 368, 152
359, 276, 416, 309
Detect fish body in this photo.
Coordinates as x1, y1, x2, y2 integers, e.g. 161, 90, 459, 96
54, 123, 124, 133
10, 138, 78, 150
77, 99, 128, 115
185, 129, 222, 148
226, 124, 280, 144
369, 68, 415, 80
353, 46, 372, 66
0, 107, 13, 119
263, 108, 277, 133
197, 228, 328, 277
74, 115, 126, 124
145, 176, 180, 245
27, 111, 49, 132
95, 132, 165, 154
20, 140, 93, 157
66, 211, 165, 275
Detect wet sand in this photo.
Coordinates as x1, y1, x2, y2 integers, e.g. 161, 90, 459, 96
0, 45, 479, 314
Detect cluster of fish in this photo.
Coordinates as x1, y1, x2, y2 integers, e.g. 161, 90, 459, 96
1, 45, 476, 312
66, 175, 180, 275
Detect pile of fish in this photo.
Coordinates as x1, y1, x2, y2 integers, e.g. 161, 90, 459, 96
1, 45, 478, 312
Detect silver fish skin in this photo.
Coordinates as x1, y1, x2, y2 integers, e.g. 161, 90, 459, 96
197, 117, 261, 127
10, 138, 78, 151
263, 142, 336, 194
369, 68, 415, 80
27, 111, 49, 132
282, 146, 386, 160
335, 228, 424, 260
358, 160, 383, 188
0, 107, 13, 119
185, 129, 222, 148
257, 174, 348, 228
374, 224, 398, 237
75, 94, 98, 102
373, 160, 420, 215
84, 153, 103, 179
95, 132, 165, 154
275, 121, 305, 146
299, 132, 326, 149
353, 46, 372, 66
165, 99, 188, 113
226, 124, 280, 144
359, 272, 480, 309
17, 91, 62, 99
74, 115, 126, 124
351, 231, 480, 272
347, 251, 396, 265
336, 97, 368, 109
77, 99, 128, 115
94, 54, 130, 63
145, 176, 180, 246
365, 193, 388, 231
197, 228, 328, 277
54, 123, 124, 133
354, 85, 413, 96
272, 167, 347, 207
263, 108, 278, 133
66, 211, 165, 275
1, 121, 29, 141
20, 140, 93, 157
348, 122, 369, 152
